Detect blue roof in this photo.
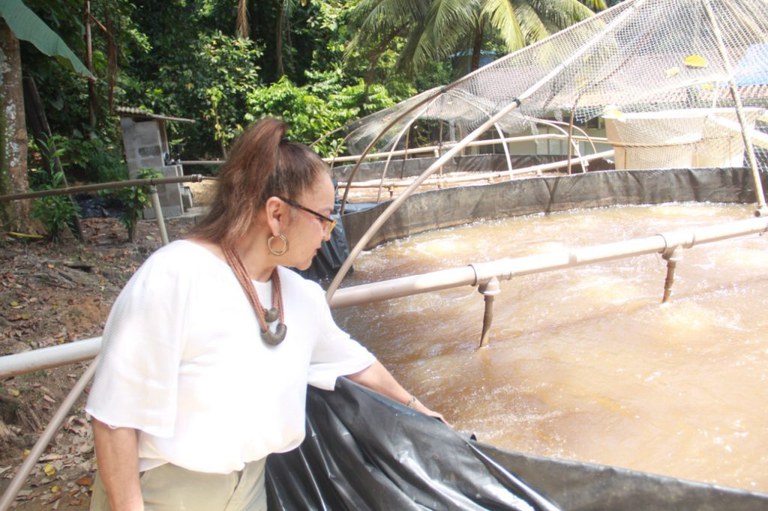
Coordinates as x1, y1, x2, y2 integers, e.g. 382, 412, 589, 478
734, 43, 768, 86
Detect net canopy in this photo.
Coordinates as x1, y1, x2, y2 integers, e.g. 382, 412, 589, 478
341, 0, 768, 176
327, 0, 768, 298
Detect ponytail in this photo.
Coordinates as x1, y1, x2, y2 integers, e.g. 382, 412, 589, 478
189, 118, 329, 246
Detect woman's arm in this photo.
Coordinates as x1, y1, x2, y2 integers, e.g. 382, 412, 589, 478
92, 418, 145, 511
346, 361, 449, 425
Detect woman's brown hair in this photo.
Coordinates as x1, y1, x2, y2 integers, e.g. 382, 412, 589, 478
189, 117, 330, 246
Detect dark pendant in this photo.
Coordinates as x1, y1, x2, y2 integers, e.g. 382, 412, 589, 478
261, 323, 287, 346
264, 307, 280, 323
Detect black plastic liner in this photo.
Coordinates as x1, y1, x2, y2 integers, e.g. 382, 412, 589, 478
266, 378, 559, 511
266, 378, 768, 511
342, 167, 767, 249
298, 213, 351, 282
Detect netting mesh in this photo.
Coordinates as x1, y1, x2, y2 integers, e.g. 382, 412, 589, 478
342, 0, 768, 176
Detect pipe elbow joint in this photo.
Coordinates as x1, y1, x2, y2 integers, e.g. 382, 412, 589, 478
478, 276, 501, 296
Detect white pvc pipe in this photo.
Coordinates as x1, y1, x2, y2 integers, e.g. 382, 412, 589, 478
3, 217, 766, 375
0, 337, 101, 378
329, 216, 768, 308
0, 359, 98, 511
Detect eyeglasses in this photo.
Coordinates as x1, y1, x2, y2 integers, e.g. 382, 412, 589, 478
277, 196, 336, 237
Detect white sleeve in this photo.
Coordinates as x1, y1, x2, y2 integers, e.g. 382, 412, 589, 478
85, 251, 192, 437
305, 285, 376, 391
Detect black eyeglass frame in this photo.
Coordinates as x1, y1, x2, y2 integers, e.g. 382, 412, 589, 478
277, 196, 337, 236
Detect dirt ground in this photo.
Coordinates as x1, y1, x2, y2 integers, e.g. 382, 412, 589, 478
0, 184, 212, 509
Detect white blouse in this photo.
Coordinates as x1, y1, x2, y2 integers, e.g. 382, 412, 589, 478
86, 240, 375, 473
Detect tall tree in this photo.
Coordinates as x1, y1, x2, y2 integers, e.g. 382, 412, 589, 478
0, 0, 90, 232
347, 0, 607, 76
0, 19, 30, 232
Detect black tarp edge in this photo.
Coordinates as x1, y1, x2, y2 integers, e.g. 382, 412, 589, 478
265, 379, 768, 510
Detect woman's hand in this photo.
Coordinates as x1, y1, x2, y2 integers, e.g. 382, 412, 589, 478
347, 361, 452, 427
408, 397, 452, 427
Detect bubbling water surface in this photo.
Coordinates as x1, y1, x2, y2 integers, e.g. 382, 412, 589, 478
334, 203, 768, 492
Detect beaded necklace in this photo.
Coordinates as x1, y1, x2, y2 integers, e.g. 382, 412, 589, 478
222, 245, 286, 346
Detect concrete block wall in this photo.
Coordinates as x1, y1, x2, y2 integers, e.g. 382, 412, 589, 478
119, 117, 186, 219
120, 118, 166, 176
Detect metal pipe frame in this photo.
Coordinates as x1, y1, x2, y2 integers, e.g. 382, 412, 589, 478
180, 134, 609, 168
703, 0, 767, 213
0, 174, 210, 202
339, 150, 615, 189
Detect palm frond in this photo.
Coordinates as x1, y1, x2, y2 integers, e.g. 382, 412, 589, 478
428, 0, 481, 36
512, 0, 550, 44
528, 0, 596, 30
482, 0, 525, 50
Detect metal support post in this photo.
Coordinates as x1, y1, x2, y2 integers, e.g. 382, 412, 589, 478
149, 185, 170, 246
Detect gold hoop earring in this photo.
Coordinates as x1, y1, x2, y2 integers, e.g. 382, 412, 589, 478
268, 234, 289, 256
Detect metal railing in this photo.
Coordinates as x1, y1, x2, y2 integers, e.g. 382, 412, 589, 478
180, 133, 610, 168
0, 174, 213, 246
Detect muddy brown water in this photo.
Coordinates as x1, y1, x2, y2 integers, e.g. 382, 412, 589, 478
333, 203, 768, 493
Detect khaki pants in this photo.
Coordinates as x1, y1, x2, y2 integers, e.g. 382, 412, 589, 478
90, 459, 267, 511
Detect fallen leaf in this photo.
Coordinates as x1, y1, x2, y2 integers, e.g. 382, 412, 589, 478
44, 464, 57, 477
75, 476, 93, 487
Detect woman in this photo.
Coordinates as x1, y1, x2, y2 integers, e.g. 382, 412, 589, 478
86, 117, 444, 510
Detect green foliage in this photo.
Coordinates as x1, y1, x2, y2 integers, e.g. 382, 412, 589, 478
20, 0, 137, 182
0, 0, 91, 77
27, 135, 76, 242
13, 0, 479, 194
30, 169, 79, 242
112, 168, 160, 243
192, 33, 264, 150
57, 135, 127, 184
247, 73, 401, 157
133, 31, 264, 159
347, 0, 605, 76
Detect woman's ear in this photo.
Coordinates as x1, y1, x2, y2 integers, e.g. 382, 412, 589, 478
264, 196, 287, 236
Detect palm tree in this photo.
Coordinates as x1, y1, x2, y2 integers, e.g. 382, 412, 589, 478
347, 0, 607, 76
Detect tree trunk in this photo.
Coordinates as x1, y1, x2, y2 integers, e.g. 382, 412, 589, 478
275, 0, 285, 78
84, 0, 98, 129
0, 21, 32, 233
237, 0, 250, 39
470, 18, 485, 72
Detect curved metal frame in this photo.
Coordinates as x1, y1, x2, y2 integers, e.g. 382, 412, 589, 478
327, 0, 650, 300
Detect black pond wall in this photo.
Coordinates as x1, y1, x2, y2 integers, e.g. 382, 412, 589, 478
341, 167, 766, 250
